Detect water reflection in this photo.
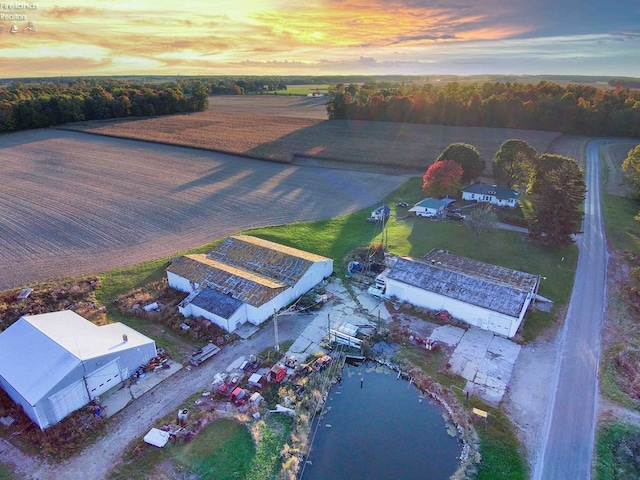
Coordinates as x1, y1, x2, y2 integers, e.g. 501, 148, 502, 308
302, 362, 461, 480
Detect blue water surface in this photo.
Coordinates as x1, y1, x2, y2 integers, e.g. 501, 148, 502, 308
302, 362, 462, 480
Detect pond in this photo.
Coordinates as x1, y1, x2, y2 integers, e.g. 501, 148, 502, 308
301, 362, 462, 480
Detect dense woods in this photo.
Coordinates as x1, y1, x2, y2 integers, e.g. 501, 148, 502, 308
0, 79, 208, 132
326, 80, 640, 138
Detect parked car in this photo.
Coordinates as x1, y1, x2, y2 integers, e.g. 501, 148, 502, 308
446, 212, 465, 221
397, 201, 409, 207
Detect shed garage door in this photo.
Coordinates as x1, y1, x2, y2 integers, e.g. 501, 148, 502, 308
86, 360, 121, 399
49, 380, 90, 424
488, 315, 511, 337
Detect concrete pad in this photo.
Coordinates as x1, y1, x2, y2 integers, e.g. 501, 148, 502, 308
101, 387, 132, 417
288, 337, 312, 354
235, 323, 260, 339
488, 336, 521, 359
429, 325, 465, 346
130, 360, 183, 399
474, 371, 488, 385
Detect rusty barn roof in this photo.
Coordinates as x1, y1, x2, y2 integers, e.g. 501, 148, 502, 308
387, 253, 539, 318
206, 235, 330, 286
167, 254, 287, 307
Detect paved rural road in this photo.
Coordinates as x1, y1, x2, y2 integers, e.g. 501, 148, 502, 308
534, 140, 608, 479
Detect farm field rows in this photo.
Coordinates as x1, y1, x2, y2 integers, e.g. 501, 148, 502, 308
0, 129, 408, 290
63, 96, 562, 171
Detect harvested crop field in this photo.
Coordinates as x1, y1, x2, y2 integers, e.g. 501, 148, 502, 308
63, 96, 562, 172
0, 129, 408, 290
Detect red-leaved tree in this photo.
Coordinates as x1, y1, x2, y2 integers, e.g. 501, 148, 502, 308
422, 160, 464, 198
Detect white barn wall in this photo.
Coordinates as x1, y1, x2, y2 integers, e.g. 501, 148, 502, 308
167, 271, 196, 293
185, 303, 246, 333
386, 278, 520, 338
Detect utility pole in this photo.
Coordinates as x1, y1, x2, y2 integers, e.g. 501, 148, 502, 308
274, 310, 279, 352
327, 313, 331, 343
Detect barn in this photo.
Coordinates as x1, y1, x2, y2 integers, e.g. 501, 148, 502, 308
0, 311, 156, 429
166, 235, 333, 332
384, 250, 539, 338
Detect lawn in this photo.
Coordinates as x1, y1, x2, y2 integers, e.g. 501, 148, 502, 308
0, 464, 15, 480
602, 193, 640, 253
111, 419, 255, 480
595, 422, 640, 480
283, 84, 331, 95
471, 401, 528, 480
247, 177, 577, 341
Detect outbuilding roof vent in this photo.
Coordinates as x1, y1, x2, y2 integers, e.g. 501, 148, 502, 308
123, 334, 128, 342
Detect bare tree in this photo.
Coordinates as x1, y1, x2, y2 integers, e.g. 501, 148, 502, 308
465, 204, 498, 237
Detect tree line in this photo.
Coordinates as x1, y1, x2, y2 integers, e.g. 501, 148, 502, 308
422, 140, 586, 247
326, 80, 640, 138
0, 79, 209, 133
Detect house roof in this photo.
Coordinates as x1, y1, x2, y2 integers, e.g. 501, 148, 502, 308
411, 198, 447, 210
387, 252, 538, 318
0, 311, 154, 405
190, 287, 244, 319
463, 184, 520, 201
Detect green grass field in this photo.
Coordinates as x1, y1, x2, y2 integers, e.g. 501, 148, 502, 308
111, 419, 255, 480
472, 401, 528, 480
602, 193, 640, 253
595, 422, 640, 480
283, 84, 331, 95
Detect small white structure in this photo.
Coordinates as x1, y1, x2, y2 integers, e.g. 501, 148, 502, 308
368, 205, 390, 221
167, 235, 333, 333
462, 184, 520, 207
409, 198, 447, 217
0, 311, 156, 429
385, 250, 539, 338
144, 428, 171, 447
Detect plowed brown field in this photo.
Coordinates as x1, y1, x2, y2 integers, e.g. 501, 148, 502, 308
3, 96, 586, 290
63, 96, 562, 171
0, 129, 408, 290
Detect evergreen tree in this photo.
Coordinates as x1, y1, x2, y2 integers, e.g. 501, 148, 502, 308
529, 160, 586, 247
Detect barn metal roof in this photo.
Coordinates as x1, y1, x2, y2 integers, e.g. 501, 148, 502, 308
207, 236, 330, 286
167, 235, 331, 309
0, 311, 154, 405
387, 252, 538, 318
190, 287, 243, 319
167, 254, 287, 307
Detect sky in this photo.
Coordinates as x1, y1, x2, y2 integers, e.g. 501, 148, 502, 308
0, 0, 639, 78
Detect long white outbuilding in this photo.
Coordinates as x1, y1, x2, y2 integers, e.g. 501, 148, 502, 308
0, 311, 156, 429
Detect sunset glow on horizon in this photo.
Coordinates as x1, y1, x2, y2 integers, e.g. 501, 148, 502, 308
0, 0, 638, 78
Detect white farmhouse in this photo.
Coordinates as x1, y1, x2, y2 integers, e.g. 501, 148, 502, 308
0, 311, 156, 429
385, 250, 539, 338
462, 184, 520, 207
166, 235, 333, 332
